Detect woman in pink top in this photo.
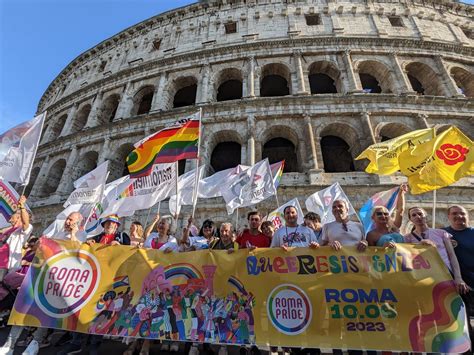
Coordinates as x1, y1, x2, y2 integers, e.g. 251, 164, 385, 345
404, 207, 469, 294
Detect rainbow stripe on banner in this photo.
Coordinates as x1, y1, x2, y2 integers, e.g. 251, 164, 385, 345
0, 180, 19, 226
127, 116, 200, 178
270, 160, 285, 189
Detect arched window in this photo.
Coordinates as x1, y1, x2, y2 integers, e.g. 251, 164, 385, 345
40, 159, 66, 196
24, 166, 40, 197
71, 104, 91, 133
108, 144, 134, 182
99, 94, 120, 124
308, 61, 341, 94
260, 64, 291, 97
132, 86, 155, 116
450, 67, 474, 97
210, 142, 241, 173
357, 61, 395, 94
49, 114, 67, 140
262, 138, 297, 172
378, 123, 411, 142
407, 74, 424, 95
178, 159, 186, 176
173, 77, 197, 108
321, 136, 355, 172
72, 152, 99, 185
217, 80, 242, 101
359, 74, 382, 93
405, 62, 444, 96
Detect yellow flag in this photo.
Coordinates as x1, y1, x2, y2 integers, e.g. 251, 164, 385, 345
355, 128, 435, 175
399, 126, 473, 194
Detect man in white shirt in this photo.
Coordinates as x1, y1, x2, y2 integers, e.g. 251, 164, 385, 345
271, 206, 320, 249
45, 212, 86, 242
320, 199, 367, 251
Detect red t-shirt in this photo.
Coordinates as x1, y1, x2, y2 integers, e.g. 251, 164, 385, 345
236, 230, 271, 248
99, 234, 115, 245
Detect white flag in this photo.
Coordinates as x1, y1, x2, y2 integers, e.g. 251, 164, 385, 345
42, 175, 132, 238
221, 159, 276, 215
100, 162, 177, 217
305, 182, 356, 224
63, 160, 109, 207
0, 112, 46, 185
169, 166, 205, 215
266, 198, 304, 230
199, 164, 249, 199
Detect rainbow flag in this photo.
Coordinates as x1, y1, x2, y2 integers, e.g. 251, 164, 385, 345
127, 113, 200, 178
270, 160, 285, 189
0, 179, 20, 228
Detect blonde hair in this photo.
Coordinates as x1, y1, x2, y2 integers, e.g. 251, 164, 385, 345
131, 221, 144, 239
371, 205, 398, 232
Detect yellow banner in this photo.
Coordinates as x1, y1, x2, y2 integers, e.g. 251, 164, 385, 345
9, 239, 470, 352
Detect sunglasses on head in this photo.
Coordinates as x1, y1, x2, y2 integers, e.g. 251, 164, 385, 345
376, 212, 390, 217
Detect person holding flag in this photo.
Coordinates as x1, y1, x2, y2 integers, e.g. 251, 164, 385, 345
366, 184, 407, 248
320, 200, 367, 251
0, 195, 32, 281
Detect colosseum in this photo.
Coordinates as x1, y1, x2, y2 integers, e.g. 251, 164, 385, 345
27, 0, 473, 232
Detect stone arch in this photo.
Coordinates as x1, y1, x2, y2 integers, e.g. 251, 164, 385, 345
70, 104, 91, 133
172, 76, 198, 108
214, 68, 243, 102
40, 159, 66, 196
356, 60, 396, 94
131, 85, 155, 116
404, 62, 444, 96
319, 123, 361, 172
24, 166, 41, 197
376, 122, 411, 141
450, 67, 474, 97
71, 151, 99, 184
260, 63, 291, 97
260, 125, 299, 172
109, 143, 135, 182
207, 130, 243, 173
49, 114, 67, 140
98, 94, 120, 124
308, 61, 342, 94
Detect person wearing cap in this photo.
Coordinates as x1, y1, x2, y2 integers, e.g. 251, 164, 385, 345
86, 214, 130, 246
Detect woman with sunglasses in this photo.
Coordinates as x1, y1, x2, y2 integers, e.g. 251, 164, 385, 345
180, 217, 217, 251
404, 206, 469, 295
366, 185, 407, 248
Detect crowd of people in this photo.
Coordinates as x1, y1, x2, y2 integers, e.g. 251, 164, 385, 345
0, 184, 472, 355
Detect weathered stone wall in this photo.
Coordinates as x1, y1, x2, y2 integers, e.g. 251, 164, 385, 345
28, 0, 473, 233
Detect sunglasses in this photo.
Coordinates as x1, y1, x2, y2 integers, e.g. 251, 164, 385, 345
376, 212, 390, 217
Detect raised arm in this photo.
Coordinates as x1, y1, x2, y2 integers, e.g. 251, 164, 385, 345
18, 195, 30, 231
393, 184, 407, 229
181, 217, 193, 245
145, 213, 160, 237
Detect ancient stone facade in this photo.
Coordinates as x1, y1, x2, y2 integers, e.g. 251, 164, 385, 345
29, 0, 473, 232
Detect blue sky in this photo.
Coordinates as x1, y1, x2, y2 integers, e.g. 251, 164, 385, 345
1, 0, 472, 133
0, 0, 194, 132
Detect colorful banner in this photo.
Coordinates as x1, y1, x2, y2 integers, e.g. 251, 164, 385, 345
9, 240, 470, 353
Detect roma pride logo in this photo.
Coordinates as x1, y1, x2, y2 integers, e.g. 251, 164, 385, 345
34, 250, 100, 318
267, 284, 312, 335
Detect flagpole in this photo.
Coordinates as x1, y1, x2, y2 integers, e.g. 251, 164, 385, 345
432, 189, 437, 228
235, 208, 239, 232
22, 111, 47, 197
275, 191, 280, 208
191, 109, 203, 219
174, 161, 179, 225
84, 170, 110, 231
